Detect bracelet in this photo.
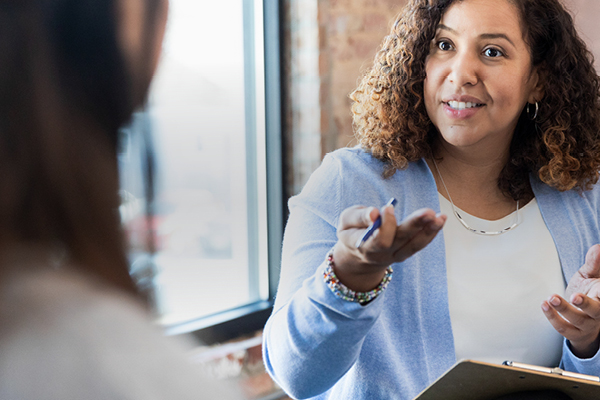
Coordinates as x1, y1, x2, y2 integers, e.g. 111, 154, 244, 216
323, 250, 393, 304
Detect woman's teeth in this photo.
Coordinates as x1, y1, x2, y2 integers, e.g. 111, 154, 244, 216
447, 101, 482, 110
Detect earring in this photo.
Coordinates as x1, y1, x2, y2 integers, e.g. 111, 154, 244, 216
526, 101, 539, 121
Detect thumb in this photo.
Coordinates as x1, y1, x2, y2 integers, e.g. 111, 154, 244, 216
580, 244, 600, 279
338, 205, 379, 231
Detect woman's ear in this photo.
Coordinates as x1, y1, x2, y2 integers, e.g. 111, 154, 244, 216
528, 67, 545, 103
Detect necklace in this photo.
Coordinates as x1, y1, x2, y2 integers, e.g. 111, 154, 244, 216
432, 158, 520, 236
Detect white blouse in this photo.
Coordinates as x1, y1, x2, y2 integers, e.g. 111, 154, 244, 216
439, 195, 565, 367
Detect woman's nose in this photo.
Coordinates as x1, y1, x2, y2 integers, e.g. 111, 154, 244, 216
447, 51, 479, 87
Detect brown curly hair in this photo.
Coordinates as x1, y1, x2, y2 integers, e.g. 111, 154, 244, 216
351, 0, 600, 200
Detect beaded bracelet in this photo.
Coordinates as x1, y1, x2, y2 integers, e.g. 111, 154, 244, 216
323, 250, 393, 305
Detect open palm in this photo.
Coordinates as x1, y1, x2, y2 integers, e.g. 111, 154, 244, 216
543, 245, 600, 358
566, 245, 600, 303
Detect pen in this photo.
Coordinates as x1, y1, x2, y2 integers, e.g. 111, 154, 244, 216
355, 197, 397, 248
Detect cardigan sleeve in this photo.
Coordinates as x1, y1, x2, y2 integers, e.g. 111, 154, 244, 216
560, 339, 600, 377
262, 153, 387, 399
532, 179, 600, 377
559, 185, 600, 377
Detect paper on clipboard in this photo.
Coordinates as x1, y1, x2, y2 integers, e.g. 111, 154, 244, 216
413, 360, 600, 400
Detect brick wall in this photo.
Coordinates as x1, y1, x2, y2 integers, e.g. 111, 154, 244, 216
319, 0, 408, 154
285, 0, 407, 196
284, 0, 600, 196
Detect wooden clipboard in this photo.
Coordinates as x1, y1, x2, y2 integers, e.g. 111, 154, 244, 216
413, 360, 600, 400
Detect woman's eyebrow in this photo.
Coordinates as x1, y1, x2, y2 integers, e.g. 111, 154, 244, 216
437, 24, 456, 34
437, 24, 515, 47
479, 33, 515, 47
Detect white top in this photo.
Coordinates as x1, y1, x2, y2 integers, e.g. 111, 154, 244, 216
0, 267, 242, 400
439, 195, 565, 367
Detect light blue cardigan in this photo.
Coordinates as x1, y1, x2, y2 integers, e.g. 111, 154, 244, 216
263, 146, 600, 400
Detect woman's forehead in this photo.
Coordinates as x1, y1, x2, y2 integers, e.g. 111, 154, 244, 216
437, 0, 525, 45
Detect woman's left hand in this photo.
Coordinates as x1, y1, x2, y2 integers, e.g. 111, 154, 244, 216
542, 244, 600, 358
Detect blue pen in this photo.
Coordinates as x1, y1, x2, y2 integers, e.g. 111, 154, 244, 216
355, 197, 398, 248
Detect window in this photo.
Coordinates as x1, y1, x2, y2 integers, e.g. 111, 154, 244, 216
119, 0, 282, 339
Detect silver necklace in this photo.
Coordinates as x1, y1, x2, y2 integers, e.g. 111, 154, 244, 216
432, 158, 520, 236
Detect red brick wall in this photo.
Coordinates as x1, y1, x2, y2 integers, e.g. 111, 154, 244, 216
285, 0, 407, 196
319, 0, 408, 153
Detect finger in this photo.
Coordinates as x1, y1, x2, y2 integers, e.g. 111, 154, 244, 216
392, 214, 446, 262
546, 295, 592, 331
371, 204, 398, 249
394, 208, 437, 237
571, 293, 600, 320
393, 209, 443, 246
338, 204, 399, 253
580, 244, 600, 279
424, 213, 447, 235
338, 205, 376, 231
541, 299, 582, 339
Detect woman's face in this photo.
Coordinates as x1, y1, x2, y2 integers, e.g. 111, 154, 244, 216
423, 0, 543, 155
117, 0, 169, 98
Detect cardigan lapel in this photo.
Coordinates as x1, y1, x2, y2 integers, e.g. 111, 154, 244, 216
530, 176, 588, 283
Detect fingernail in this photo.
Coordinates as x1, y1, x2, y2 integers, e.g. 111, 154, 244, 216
572, 295, 583, 305
425, 221, 443, 234
541, 302, 549, 312
432, 220, 443, 229
550, 296, 561, 307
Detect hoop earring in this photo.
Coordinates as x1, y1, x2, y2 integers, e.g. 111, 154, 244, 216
526, 101, 539, 121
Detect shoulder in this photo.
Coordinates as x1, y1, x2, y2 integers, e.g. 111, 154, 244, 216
325, 146, 387, 177
0, 269, 240, 400
581, 180, 600, 204
299, 146, 385, 190
307, 145, 430, 192
533, 176, 600, 208
289, 146, 388, 214
290, 146, 436, 223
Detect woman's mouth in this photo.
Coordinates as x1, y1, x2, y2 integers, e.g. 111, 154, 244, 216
444, 100, 485, 110
441, 100, 485, 119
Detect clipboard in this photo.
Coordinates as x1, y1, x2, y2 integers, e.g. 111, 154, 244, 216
413, 360, 600, 400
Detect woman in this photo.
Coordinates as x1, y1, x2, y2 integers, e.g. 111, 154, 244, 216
0, 0, 239, 398
263, 0, 600, 399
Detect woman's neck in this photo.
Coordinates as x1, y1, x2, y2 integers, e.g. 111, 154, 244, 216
428, 143, 518, 220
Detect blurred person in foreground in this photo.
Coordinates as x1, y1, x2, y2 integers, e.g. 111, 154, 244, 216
0, 0, 240, 398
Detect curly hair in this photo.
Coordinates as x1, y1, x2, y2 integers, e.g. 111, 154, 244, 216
350, 0, 600, 200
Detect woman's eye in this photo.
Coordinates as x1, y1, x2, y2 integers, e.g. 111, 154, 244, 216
483, 47, 504, 58
437, 41, 453, 51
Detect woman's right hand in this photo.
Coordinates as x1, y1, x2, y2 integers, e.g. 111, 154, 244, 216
332, 204, 446, 292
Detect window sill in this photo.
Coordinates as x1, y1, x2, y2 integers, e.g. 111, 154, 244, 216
165, 300, 273, 345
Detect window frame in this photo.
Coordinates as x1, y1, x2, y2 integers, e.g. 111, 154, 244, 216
164, 0, 284, 345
